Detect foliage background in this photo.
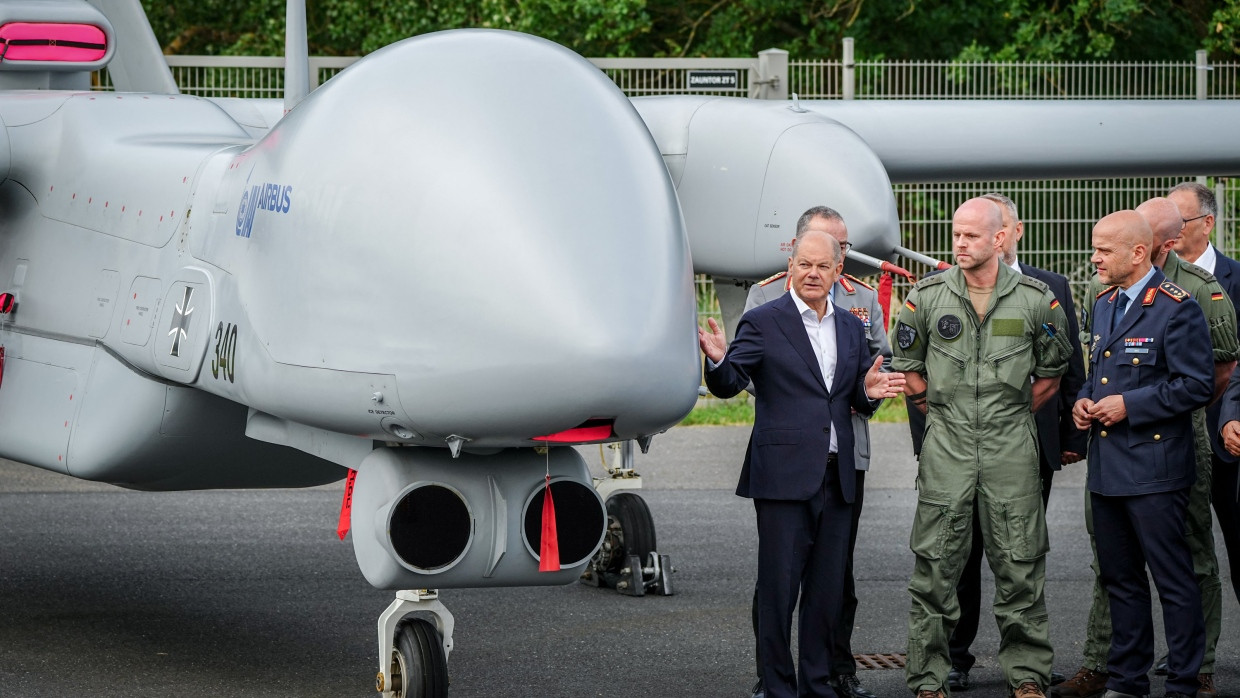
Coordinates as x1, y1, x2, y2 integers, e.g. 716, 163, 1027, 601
145, 0, 1240, 60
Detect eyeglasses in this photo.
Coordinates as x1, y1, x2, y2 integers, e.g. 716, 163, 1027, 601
1182, 213, 1209, 228
840, 242, 854, 253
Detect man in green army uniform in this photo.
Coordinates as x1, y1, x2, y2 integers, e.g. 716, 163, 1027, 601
1055, 197, 1238, 698
894, 197, 1072, 698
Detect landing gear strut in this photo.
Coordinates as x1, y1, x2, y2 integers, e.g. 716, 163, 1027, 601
376, 589, 454, 698
582, 440, 675, 596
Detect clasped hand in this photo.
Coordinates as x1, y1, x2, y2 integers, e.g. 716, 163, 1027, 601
1072, 395, 1127, 429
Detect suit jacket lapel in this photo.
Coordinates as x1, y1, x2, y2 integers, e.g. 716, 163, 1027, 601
772, 294, 829, 392
1215, 251, 1233, 285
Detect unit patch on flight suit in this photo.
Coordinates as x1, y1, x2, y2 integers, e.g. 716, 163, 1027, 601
897, 322, 918, 349
936, 315, 962, 340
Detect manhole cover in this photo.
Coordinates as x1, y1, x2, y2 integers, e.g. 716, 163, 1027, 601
854, 653, 907, 670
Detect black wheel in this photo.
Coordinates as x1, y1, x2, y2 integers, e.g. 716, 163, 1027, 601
389, 617, 448, 698
591, 492, 657, 585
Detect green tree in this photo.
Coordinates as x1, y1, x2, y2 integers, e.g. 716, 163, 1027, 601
141, 0, 1240, 60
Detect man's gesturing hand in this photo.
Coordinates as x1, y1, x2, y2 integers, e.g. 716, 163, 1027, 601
698, 317, 727, 363
864, 355, 905, 399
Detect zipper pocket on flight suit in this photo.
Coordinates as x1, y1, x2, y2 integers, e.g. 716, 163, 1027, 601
927, 342, 968, 405
990, 338, 1033, 391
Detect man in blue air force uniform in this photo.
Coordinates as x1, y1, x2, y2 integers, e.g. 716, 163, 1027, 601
1072, 210, 1213, 698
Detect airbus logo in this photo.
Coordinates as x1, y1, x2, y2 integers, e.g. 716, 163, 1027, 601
236, 182, 293, 238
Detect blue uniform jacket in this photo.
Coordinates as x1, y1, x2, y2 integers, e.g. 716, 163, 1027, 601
705, 292, 878, 503
1079, 267, 1214, 496
1207, 248, 1240, 463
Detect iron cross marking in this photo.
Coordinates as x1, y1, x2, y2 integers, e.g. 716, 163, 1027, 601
167, 286, 194, 357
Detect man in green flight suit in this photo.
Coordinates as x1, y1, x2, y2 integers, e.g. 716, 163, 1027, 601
1055, 197, 1238, 698
894, 197, 1072, 698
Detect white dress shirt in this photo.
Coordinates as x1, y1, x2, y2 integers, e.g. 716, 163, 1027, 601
1186, 244, 1218, 275
790, 287, 838, 453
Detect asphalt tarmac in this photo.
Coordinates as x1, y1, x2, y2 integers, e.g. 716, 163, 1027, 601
0, 423, 1236, 697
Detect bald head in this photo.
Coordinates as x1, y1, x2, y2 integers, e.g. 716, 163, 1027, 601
955, 197, 1004, 232
1091, 210, 1153, 288
1135, 197, 1183, 266
951, 197, 1005, 273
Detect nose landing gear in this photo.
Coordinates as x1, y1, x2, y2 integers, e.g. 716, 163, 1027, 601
376, 590, 453, 698
581, 441, 675, 596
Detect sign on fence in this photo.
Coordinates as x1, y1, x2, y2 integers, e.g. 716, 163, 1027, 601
687, 70, 739, 90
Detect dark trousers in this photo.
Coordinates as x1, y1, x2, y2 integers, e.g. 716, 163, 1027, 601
754, 469, 864, 683
1213, 454, 1240, 605
1092, 489, 1204, 697
753, 458, 853, 698
947, 463, 1054, 672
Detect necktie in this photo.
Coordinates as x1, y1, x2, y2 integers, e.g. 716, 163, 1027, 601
1111, 292, 1129, 333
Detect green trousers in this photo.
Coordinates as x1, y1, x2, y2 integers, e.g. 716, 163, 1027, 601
1080, 409, 1222, 673
907, 420, 1052, 694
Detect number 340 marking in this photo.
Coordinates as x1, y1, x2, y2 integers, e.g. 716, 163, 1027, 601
211, 321, 238, 383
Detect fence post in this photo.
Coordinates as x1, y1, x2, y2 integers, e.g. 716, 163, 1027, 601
842, 37, 855, 100
308, 57, 321, 91
756, 48, 788, 100
1196, 49, 1208, 100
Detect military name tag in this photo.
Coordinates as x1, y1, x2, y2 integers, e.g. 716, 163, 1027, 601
1125, 348, 1149, 354
991, 318, 1024, 336
937, 314, 962, 340
897, 322, 917, 349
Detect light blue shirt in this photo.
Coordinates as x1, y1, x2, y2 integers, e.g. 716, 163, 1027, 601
1117, 265, 1159, 320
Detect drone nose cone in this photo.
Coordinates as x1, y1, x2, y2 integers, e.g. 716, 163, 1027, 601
236, 30, 699, 445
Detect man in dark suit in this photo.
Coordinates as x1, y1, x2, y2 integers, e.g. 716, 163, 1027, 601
699, 230, 905, 698
904, 193, 1086, 691
1073, 210, 1213, 698
744, 206, 891, 698
1217, 364, 1240, 529
1170, 181, 1240, 611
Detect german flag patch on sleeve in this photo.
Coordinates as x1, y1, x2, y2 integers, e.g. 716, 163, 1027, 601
1212, 292, 1225, 301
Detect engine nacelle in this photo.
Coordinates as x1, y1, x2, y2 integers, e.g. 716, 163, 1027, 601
632, 96, 899, 280
351, 446, 606, 589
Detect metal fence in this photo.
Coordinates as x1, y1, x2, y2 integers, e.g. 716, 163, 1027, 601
893, 177, 1240, 292
790, 42, 1236, 100
95, 55, 356, 95
93, 45, 1240, 328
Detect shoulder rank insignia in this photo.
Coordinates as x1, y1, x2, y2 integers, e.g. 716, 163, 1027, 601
843, 273, 874, 291
1158, 280, 1189, 302
838, 276, 856, 294
1096, 285, 1118, 299
757, 270, 788, 287
1143, 287, 1157, 306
